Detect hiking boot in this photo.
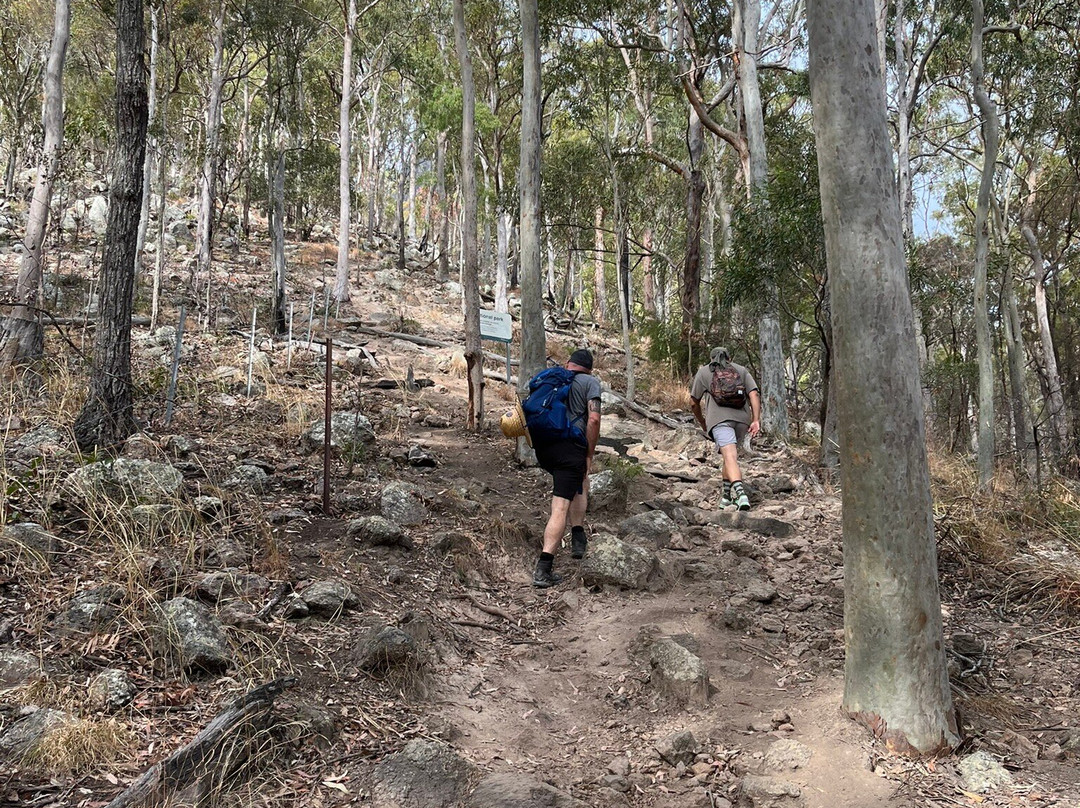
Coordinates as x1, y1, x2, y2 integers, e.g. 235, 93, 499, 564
532, 568, 564, 588
736, 494, 750, 511
571, 531, 588, 559
720, 496, 733, 509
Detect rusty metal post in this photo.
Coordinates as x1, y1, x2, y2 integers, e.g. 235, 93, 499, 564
323, 337, 333, 514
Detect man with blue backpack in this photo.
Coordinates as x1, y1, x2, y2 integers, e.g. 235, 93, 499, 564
522, 349, 602, 588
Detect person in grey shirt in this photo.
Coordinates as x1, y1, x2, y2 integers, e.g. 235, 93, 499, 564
690, 347, 761, 510
531, 349, 602, 587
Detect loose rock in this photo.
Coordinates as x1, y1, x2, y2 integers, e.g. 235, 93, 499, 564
300, 579, 360, 615
88, 668, 137, 711
649, 638, 711, 705
579, 534, 658, 590
468, 772, 585, 807
160, 597, 231, 673
370, 739, 476, 807
381, 482, 428, 526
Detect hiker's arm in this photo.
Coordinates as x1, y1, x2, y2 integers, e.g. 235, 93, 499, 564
690, 396, 707, 434
585, 398, 601, 462
749, 390, 761, 438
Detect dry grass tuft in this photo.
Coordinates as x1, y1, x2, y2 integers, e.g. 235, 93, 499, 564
641, 371, 693, 413
24, 717, 134, 776
449, 351, 467, 377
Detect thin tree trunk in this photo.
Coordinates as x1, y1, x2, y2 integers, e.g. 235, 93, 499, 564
270, 139, 287, 334
151, 78, 169, 331
195, 0, 226, 298
614, 178, 635, 401
593, 206, 607, 322
681, 104, 704, 327
0, 0, 71, 373
737, 0, 789, 439
135, 5, 159, 278
436, 130, 449, 282
407, 137, 417, 242
545, 231, 556, 303
334, 0, 356, 303
1001, 253, 1036, 479
806, 0, 958, 754
73, 0, 148, 450
397, 133, 406, 271
453, 0, 483, 428
971, 0, 997, 489
495, 210, 509, 312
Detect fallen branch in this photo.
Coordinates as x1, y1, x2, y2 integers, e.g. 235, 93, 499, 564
104, 677, 297, 808
342, 322, 519, 366
463, 592, 515, 622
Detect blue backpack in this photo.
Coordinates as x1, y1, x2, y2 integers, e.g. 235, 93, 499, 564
522, 366, 585, 445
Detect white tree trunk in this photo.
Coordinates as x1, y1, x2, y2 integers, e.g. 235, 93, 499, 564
495, 209, 509, 313
334, 0, 356, 303
407, 137, 417, 242
736, 0, 789, 439
436, 130, 449, 282
135, 5, 159, 278
1001, 255, 1036, 479
195, 0, 226, 297
453, 0, 483, 428
807, 0, 958, 755
593, 206, 607, 322
971, 0, 998, 489
0, 0, 71, 371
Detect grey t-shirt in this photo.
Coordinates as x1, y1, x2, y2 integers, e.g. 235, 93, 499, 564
568, 372, 602, 436
690, 362, 758, 431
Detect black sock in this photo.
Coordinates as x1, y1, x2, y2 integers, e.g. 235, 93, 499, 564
732, 481, 746, 499
723, 480, 732, 500
571, 526, 586, 539
538, 552, 554, 571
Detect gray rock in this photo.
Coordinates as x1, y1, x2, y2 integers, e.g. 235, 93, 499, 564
153, 325, 177, 347
763, 739, 811, 772
719, 536, 760, 558
168, 218, 194, 243
223, 464, 269, 491
588, 470, 627, 512
282, 594, 311, 619
87, 195, 109, 235
700, 511, 791, 537
54, 584, 124, 633
764, 475, 798, 493
0, 649, 43, 686
163, 434, 197, 457
381, 482, 428, 526
67, 458, 184, 504
355, 624, 421, 672
194, 496, 225, 517
348, 516, 414, 549
649, 638, 710, 704
468, 772, 585, 807
1, 523, 60, 564
160, 597, 231, 673
655, 730, 699, 766
579, 534, 658, 590
371, 739, 476, 807
738, 775, 804, 806
607, 756, 631, 776
131, 504, 189, 532
407, 445, 437, 467
304, 412, 376, 452
746, 581, 779, 603
88, 668, 137, 711
715, 659, 754, 681
958, 750, 1013, 794
195, 571, 271, 602
299, 579, 359, 615
11, 425, 68, 457
618, 510, 679, 549
0, 708, 76, 759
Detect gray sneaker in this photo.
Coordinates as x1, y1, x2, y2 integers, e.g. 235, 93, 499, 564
735, 494, 750, 511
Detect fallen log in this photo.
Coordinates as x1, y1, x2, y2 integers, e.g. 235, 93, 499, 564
342, 322, 519, 366
104, 677, 297, 808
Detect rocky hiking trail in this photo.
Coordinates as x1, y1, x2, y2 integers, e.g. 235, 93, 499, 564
3, 241, 1080, 808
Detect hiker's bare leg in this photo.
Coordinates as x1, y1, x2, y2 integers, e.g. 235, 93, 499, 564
720, 443, 741, 482
542, 496, 572, 555
569, 479, 589, 530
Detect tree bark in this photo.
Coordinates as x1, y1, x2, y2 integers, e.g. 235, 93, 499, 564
681, 102, 705, 328
1001, 254, 1036, 480
496, 209, 510, 312
807, 0, 958, 755
736, 0, 789, 439
593, 207, 608, 322
453, 0, 483, 428
971, 0, 997, 489
73, 0, 148, 451
333, 0, 356, 303
0, 0, 71, 374
269, 137, 287, 334
436, 130, 450, 282
135, 5, 159, 279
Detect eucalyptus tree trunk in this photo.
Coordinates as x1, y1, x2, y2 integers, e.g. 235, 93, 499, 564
407, 140, 417, 242
545, 232, 556, 302
496, 209, 509, 313
971, 0, 997, 489
436, 130, 449, 282
135, 5, 159, 277
614, 180, 635, 401
333, 0, 357, 303
269, 138, 287, 334
736, 0, 789, 439
593, 207, 608, 322
195, 0, 226, 297
453, 0, 483, 428
151, 70, 170, 331
73, 0, 148, 450
1001, 254, 1036, 479
807, 0, 958, 755
681, 104, 705, 327
0, 0, 71, 373
397, 132, 406, 271
1021, 162, 1070, 463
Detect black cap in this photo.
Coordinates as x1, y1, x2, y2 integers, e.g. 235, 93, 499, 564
568, 349, 594, 370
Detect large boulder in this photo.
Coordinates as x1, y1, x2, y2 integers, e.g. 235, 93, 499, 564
381, 482, 428, 526
579, 534, 658, 590
371, 739, 477, 808
66, 459, 184, 504
160, 597, 231, 673
618, 510, 679, 549
467, 773, 585, 807
303, 412, 376, 452
649, 637, 711, 705
355, 624, 421, 673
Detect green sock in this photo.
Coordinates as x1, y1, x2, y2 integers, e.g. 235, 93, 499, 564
723, 481, 732, 501
732, 481, 746, 500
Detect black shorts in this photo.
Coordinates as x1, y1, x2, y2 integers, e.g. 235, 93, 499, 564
535, 439, 588, 501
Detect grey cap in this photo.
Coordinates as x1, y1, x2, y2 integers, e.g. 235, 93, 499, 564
709, 347, 730, 366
